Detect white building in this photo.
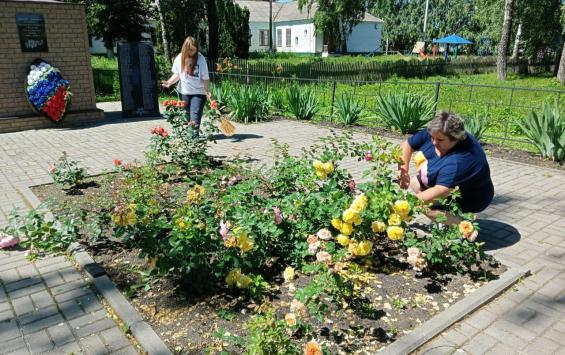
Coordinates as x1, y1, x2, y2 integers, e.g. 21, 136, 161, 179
236, 0, 382, 54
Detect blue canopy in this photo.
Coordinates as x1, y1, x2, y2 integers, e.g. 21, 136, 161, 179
433, 34, 472, 45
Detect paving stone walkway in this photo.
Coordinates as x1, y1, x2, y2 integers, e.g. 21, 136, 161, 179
0, 102, 564, 354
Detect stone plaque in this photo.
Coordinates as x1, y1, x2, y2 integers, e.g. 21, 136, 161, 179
16, 13, 48, 52
118, 42, 159, 118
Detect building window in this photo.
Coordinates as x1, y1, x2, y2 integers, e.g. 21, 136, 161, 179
304, 29, 307, 37
295, 37, 298, 46
259, 30, 269, 46
277, 29, 282, 47
286, 28, 291, 47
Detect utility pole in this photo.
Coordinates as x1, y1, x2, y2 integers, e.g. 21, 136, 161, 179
423, 0, 430, 40
269, 0, 273, 53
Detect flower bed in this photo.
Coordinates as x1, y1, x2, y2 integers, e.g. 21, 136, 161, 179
22, 102, 504, 354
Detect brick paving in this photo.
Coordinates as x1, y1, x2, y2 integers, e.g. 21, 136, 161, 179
0, 102, 564, 354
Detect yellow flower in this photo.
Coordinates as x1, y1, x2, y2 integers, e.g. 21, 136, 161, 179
177, 218, 186, 230
315, 170, 328, 179
371, 221, 386, 233
283, 266, 295, 282
187, 184, 205, 204
225, 268, 241, 287
388, 213, 402, 226
387, 226, 405, 241
236, 273, 252, 288
331, 218, 342, 230
313, 160, 323, 170
348, 241, 358, 255
321, 162, 334, 174
340, 222, 353, 236
414, 151, 427, 171
336, 234, 350, 246
459, 220, 474, 236
304, 341, 322, 355
111, 204, 137, 226
352, 214, 363, 226
224, 235, 237, 248
238, 232, 254, 253
342, 209, 358, 224
355, 240, 373, 256
350, 194, 368, 212
393, 200, 411, 217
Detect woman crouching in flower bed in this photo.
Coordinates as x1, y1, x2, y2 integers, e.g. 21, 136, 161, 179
162, 36, 211, 136
398, 112, 494, 225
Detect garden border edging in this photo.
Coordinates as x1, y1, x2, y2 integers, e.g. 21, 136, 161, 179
380, 265, 529, 355
17, 182, 173, 355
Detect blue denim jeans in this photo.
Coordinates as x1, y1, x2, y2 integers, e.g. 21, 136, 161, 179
181, 94, 206, 136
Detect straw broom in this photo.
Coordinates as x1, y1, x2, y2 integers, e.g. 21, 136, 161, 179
218, 111, 236, 136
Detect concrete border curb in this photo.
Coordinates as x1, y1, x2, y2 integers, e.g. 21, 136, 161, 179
380, 266, 530, 355
18, 184, 172, 355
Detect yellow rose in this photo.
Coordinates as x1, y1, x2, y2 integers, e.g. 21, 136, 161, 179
336, 234, 350, 246
340, 222, 353, 236
388, 213, 402, 226
387, 226, 405, 241
371, 221, 386, 233
342, 208, 358, 224
283, 266, 295, 282
355, 240, 373, 256
352, 214, 362, 226
315, 170, 328, 179
331, 218, 342, 230
236, 274, 252, 288
285, 313, 297, 327
393, 200, 411, 217
313, 160, 323, 170
351, 194, 368, 212
348, 241, 359, 255
224, 235, 237, 248
238, 233, 254, 253
414, 151, 427, 171
177, 218, 186, 230
225, 268, 241, 287
322, 162, 334, 174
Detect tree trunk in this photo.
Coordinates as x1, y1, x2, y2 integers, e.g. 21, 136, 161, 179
155, 0, 170, 63
497, 0, 514, 80
557, 42, 565, 84
207, 0, 219, 60
339, 20, 348, 54
510, 22, 522, 61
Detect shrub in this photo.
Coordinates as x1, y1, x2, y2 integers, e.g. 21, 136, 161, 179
334, 93, 364, 125
246, 308, 300, 354
463, 112, 489, 141
226, 84, 271, 123
518, 102, 565, 161
375, 93, 435, 134
47, 152, 86, 189
270, 87, 287, 113
286, 85, 319, 120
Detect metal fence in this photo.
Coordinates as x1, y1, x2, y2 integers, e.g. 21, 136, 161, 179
209, 72, 565, 148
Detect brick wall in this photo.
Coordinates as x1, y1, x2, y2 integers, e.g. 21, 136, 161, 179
0, 0, 103, 132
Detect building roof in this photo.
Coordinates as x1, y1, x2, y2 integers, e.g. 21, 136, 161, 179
235, 0, 382, 23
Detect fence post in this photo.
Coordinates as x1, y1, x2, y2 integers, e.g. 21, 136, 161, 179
508, 86, 515, 106
433, 82, 441, 113
330, 80, 337, 119
246, 62, 250, 85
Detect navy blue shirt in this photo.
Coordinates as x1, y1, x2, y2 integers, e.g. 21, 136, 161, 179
408, 129, 494, 213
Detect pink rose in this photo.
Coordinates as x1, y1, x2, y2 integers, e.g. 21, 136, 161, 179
47, 164, 56, 174
0, 233, 19, 249
316, 228, 332, 241
219, 220, 231, 240
316, 251, 332, 264
365, 151, 373, 161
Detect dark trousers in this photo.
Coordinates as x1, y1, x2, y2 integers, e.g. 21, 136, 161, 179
181, 94, 206, 136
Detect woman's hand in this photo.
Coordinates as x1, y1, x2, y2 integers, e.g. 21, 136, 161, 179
161, 80, 171, 89
398, 168, 410, 189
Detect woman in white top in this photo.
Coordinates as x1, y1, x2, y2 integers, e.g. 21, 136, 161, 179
162, 36, 210, 135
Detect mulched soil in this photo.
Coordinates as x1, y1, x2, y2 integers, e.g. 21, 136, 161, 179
32, 173, 505, 354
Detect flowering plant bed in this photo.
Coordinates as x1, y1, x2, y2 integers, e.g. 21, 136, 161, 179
25, 104, 505, 354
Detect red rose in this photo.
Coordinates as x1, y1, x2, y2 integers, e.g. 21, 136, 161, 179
210, 100, 219, 110
113, 159, 122, 166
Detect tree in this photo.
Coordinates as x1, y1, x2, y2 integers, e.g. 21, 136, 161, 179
299, 0, 370, 53
154, 0, 171, 63
497, 0, 514, 80
557, 4, 565, 84
207, 0, 220, 60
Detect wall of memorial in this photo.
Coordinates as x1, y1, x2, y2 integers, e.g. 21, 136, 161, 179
0, 0, 103, 133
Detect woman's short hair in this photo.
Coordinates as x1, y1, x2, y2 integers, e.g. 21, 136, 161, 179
427, 111, 466, 141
